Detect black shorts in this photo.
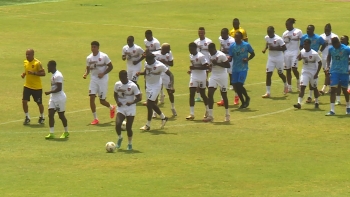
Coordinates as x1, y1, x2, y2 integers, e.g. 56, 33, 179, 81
22, 87, 43, 104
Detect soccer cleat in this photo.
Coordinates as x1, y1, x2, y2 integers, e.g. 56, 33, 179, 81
195, 97, 202, 102
127, 144, 132, 150
305, 97, 312, 103
325, 111, 335, 116
335, 101, 341, 105
160, 117, 168, 129
116, 138, 123, 148
203, 111, 209, 118
110, 105, 116, 119
224, 114, 230, 122
346, 108, 350, 115
347, 89, 350, 94
234, 96, 239, 105
152, 112, 157, 118
45, 133, 55, 139
217, 100, 224, 106
283, 86, 288, 95
38, 117, 45, 124
319, 91, 325, 96
202, 116, 213, 122
186, 115, 195, 120
262, 93, 270, 98
171, 108, 177, 116
140, 125, 150, 131
293, 103, 301, 109
239, 103, 246, 109
23, 117, 30, 125
91, 119, 99, 125
245, 97, 250, 108
314, 103, 319, 109
60, 132, 69, 139
229, 85, 233, 90
288, 88, 293, 93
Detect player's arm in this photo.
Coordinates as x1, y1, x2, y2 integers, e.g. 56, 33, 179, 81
21, 66, 26, 78
133, 49, 145, 65
130, 93, 142, 105
244, 51, 255, 62
104, 62, 113, 75
297, 53, 302, 61
269, 43, 286, 51
136, 68, 146, 76
315, 60, 322, 79
83, 66, 90, 79
319, 37, 326, 52
262, 42, 269, 54
213, 57, 230, 68
28, 63, 45, 76
326, 52, 331, 71
243, 31, 248, 42
45, 82, 62, 95
165, 69, 175, 92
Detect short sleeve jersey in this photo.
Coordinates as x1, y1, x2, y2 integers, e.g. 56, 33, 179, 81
300, 49, 321, 73
282, 28, 303, 56
190, 52, 208, 81
229, 41, 254, 72
194, 37, 212, 61
218, 36, 235, 54
152, 50, 174, 68
144, 37, 161, 52
86, 51, 111, 81
122, 44, 144, 68
300, 34, 325, 52
24, 58, 43, 90
114, 80, 140, 106
229, 27, 248, 40
265, 34, 285, 59
320, 32, 339, 59
50, 70, 65, 100
210, 51, 228, 76
329, 44, 350, 74
145, 60, 168, 88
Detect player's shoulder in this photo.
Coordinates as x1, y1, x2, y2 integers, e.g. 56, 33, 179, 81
114, 81, 122, 86
275, 34, 283, 39
282, 30, 289, 35
331, 33, 339, 38
239, 27, 246, 32
122, 44, 129, 49
310, 49, 319, 55
264, 35, 270, 39
86, 53, 94, 58
55, 70, 63, 76
153, 37, 160, 43
33, 58, 41, 64
205, 37, 213, 42
194, 38, 200, 43
218, 36, 223, 41
300, 48, 306, 53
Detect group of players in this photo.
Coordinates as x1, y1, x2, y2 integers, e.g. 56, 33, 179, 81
20, 18, 350, 150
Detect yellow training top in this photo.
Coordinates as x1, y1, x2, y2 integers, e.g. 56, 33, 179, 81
24, 58, 43, 90
229, 27, 248, 40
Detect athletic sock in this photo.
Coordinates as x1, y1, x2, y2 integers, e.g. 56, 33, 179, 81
146, 121, 151, 127
118, 135, 122, 139
322, 85, 326, 92
190, 106, 194, 115
315, 98, 319, 103
25, 113, 30, 118
208, 109, 213, 117
331, 103, 335, 112
298, 97, 302, 104
171, 103, 175, 109
93, 112, 97, 119
266, 86, 271, 94
336, 96, 341, 102
64, 127, 68, 132
109, 104, 114, 110
225, 109, 229, 115
50, 127, 54, 133
347, 102, 350, 108
40, 113, 44, 118
205, 105, 209, 111
160, 113, 165, 119
309, 90, 313, 98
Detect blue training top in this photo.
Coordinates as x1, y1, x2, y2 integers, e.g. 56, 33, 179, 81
229, 41, 254, 72
300, 34, 325, 52
329, 44, 350, 74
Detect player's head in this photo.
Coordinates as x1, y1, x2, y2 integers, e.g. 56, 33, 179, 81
127, 36, 134, 47
331, 37, 341, 49
233, 18, 240, 29
234, 31, 243, 43
47, 60, 56, 73
341, 35, 349, 46
189, 42, 198, 55
303, 39, 311, 51
145, 30, 153, 41
221, 28, 229, 40
324, 23, 332, 36
91, 41, 100, 54
285, 18, 296, 30
306, 25, 315, 36
25, 49, 34, 61
161, 43, 170, 54
119, 70, 128, 84
145, 53, 156, 64
208, 43, 217, 55
267, 26, 275, 38
198, 27, 205, 40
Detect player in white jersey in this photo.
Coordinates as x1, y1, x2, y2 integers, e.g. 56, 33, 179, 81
153, 43, 177, 116
193, 27, 212, 102
203, 43, 231, 122
44, 61, 68, 139
137, 54, 174, 131
216, 28, 240, 106
83, 41, 115, 125
144, 30, 161, 52
186, 42, 210, 120
122, 36, 145, 88
114, 70, 141, 151
319, 23, 339, 95
262, 26, 288, 98
282, 18, 303, 92
293, 39, 322, 109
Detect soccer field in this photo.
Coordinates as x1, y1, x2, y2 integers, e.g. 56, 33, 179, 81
1, 0, 350, 196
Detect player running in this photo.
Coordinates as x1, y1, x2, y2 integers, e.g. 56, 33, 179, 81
114, 70, 141, 151
262, 26, 288, 98
203, 43, 231, 122
293, 39, 322, 109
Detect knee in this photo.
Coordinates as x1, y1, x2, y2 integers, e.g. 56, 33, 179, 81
22, 100, 28, 105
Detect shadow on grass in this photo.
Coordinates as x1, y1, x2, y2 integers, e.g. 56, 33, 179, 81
212, 121, 232, 125
141, 129, 177, 135
303, 108, 326, 112
45, 138, 69, 142
26, 124, 45, 128
337, 114, 350, 119
269, 96, 288, 100
86, 121, 113, 127
117, 149, 143, 154
232, 108, 259, 113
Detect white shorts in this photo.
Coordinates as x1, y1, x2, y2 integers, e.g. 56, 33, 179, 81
89, 80, 108, 100
146, 86, 161, 101
117, 105, 136, 117
127, 70, 139, 82
208, 76, 228, 92
266, 58, 284, 73
284, 54, 298, 69
300, 72, 318, 88
189, 78, 206, 89
227, 61, 233, 74
161, 74, 171, 89
48, 98, 66, 112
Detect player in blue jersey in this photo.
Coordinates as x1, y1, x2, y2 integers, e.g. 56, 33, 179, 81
228, 31, 255, 109
325, 37, 350, 115
300, 25, 326, 103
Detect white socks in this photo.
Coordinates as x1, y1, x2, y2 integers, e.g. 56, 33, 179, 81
93, 112, 98, 119
190, 106, 194, 115
266, 86, 271, 94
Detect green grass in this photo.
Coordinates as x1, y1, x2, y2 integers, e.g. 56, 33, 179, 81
1, 0, 350, 196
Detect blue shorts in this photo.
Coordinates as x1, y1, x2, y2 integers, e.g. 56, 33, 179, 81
330, 73, 349, 88
231, 71, 248, 84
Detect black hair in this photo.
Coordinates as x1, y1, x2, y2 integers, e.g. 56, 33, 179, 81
221, 28, 229, 34
48, 60, 56, 67
267, 26, 274, 31
286, 18, 296, 24
198, 27, 205, 31
91, 41, 99, 47
325, 23, 332, 29
145, 30, 153, 35
208, 43, 216, 49
303, 39, 311, 45
127, 36, 134, 41
189, 42, 197, 48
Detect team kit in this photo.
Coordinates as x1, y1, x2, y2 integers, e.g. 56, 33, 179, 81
21, 18, 350, 150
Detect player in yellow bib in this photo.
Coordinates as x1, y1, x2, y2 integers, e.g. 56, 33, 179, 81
21, 49, 46, 125
229, 18, 248, 42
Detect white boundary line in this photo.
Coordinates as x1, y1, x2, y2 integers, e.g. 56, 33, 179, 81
0, 0, 63, 7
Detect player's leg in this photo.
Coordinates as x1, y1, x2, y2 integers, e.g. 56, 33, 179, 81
339, 74, 350, 114
336, 83, 342, 105
199, 81, 209, 118
149, 88, 168, 129
292, 65, 300, 91
115, 112, 126, 148
220, 86, 230, 121
98, 82, 116, 119
125, 116, 135, 150
320, 59, 329, 94
306, 83, 314, 103
203, 84, 216, 122
45, 106, 56, 139
326, 73, 338, 115
33, 89, 45, 124
285, 55, 292, 92
276, 60, 288, 94
22, 87, 31, 125
238, 71, 249, 108
263, 71, 273, 98
187, 81, 197, 120
165, 82, 177, 116
312, 76, 320, 108
294, 85, 306, 109
89, 80, 99, 124
55, 98, 69, 138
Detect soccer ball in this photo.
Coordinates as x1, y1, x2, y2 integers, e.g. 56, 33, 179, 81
105, 142, 115, 153
121, 120, 127, 131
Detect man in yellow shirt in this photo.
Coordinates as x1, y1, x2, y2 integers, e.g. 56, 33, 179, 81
229, 18, 248, 42
21, 49, 46, 125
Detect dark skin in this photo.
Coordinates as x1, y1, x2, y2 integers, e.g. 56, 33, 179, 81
297, 41, 322, 100
114, 72, 141, 140
21, 49, 45, 116
262, 29, 287, 87
208, 47, 230, 110
233, 19, 248, 42
220, 29, 233, 86
337, 36, 350, 96
188, 47, 209, 108
158, 45, 175, 103
136, 58, 174, 121
285, 21, 300, 87
45, 63, 67, 129
322, 26, 332, 90
83, 44, 114, 113
326, 40, 350, 104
